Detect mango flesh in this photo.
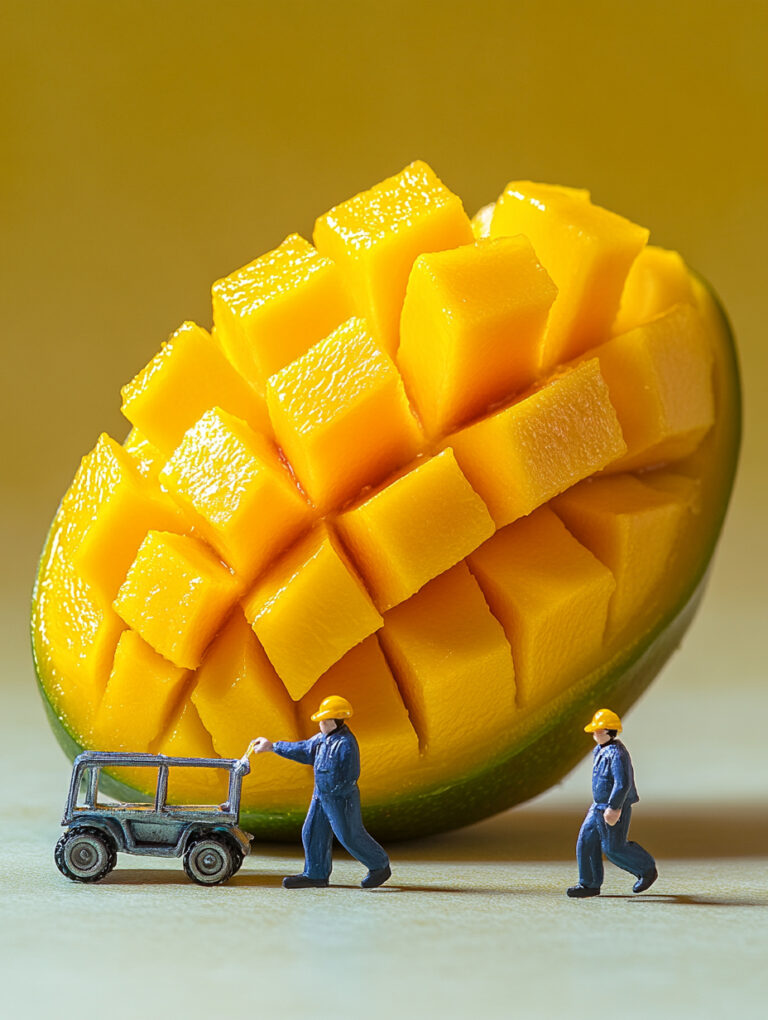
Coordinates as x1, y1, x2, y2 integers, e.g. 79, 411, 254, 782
32, 161, 740, 839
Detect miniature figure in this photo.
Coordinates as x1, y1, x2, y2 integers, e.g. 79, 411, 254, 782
566, 708, 658, 898
249, 695, 391, 889
55, 750, 253, 885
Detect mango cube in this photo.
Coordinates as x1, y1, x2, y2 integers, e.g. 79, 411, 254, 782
191, 611, 311, 804
335, 448, 495, 611
491, 181, 648, 370
448, 358, 626, 527
121, 321, 270, 455
113, 531, 241, 669
552, 474, 690, 635
123, 428, 166, 485
299, 636, 419, 792
398, 236, 558, 436
589, 303, 714, 472
91, 630, 189, 751
314, 160, 474, 354
613, 246, 695, 335
159, 408, 312, 581
242, 524, 383, 700
265, 316, 423, 512
378, 563, 516, 758
468, 507, 615, 708
156, 700, 229, 804
212, 233, 354, 390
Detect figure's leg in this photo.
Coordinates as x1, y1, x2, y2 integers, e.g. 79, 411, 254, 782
293, 795, 333, 882
575, 808, 604, 890
323, 789, 390, 875
600, 806, 657, 887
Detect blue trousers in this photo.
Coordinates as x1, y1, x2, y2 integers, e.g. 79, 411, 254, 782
302, 787, 389, 880
576, 804, 655, 889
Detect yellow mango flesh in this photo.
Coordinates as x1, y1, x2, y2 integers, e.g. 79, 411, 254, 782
242, 524, 383, 700
335, 448, 495, 611
159, 407, 312, 582
468, 507, 615, 709
398, 236, 558, 437
448, 358, 627, 527
490, 181, 649, 370
32, 160, 730, 829
265, 316, 423, 512
212, 233, 354, 390
313, 160, 474, 354
113, 531, 242, 669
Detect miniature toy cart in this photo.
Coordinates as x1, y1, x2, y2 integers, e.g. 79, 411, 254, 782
55, 750, 254, 885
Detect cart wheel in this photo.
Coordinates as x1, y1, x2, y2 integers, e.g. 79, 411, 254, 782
55, 827, 117, 883
184, 836, 235, 886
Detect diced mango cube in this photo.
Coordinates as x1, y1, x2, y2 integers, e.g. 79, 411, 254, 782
242, 524, 383, 701
448, 359, 626, 527
123, 428, 166, 485
156, 700, 230, 804
72, 434, 186, 601
159, 408, 312, 581
212, 233, 354, 389
313, 160, 474, 354
491, 181, 648, 370
91, 630, 189, 751
191, 611, 311, 804
378, 563, 516, 759
113, 531, 241, 669
398, 237, 558, 436
589, 303, 714, 472
121, 321, 270, 455
613, 246, 695, 335
335, 449, 495, 611
299, 636, 419, 794
265, 316, 423, 512
552, 474, 690, 635
468, 507, 615, 708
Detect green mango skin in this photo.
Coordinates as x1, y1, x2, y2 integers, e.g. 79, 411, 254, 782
32, 276, 741, 843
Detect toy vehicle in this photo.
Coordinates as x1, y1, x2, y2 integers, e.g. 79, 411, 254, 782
55, 750, 254, 885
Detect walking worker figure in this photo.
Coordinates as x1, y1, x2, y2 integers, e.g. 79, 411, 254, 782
567, 708, 658, 898
249, 695, 391, 890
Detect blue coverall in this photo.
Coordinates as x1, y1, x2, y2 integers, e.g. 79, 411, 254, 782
576, 738, 656, 889
273, 724, 390, 881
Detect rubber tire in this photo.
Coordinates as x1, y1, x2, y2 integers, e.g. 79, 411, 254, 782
55, 827, 117, 883
183, 836, 235, 886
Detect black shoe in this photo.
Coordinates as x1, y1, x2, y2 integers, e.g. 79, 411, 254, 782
361, 864, 391, 889
566, 884, 600, 898
633, 867, 658, 893
282, 874, 329, 889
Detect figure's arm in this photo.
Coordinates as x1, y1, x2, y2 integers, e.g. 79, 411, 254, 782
604, 748, 630, 824
328, 737, 359, 794
271, 737, 317, 766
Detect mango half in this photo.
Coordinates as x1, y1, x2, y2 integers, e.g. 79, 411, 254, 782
31, 163, 740, 840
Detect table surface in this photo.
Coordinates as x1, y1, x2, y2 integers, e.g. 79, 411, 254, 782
2, 620, 767, 1020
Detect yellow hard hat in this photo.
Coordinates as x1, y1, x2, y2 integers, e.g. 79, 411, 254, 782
584, 708, 623, 733
311, 695, 354, 722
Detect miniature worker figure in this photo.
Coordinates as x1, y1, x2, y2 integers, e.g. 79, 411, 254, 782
567, 708, 658, 898
249, 695, 391, 889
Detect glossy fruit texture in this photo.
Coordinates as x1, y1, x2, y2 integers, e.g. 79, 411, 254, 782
32, 163, 740, 839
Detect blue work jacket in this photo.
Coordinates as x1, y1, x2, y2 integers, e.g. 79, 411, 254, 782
591, 739, 639, 810
273, 725, 360, 798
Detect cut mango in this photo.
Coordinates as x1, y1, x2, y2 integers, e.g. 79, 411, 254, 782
121, 321, 270, 455
212, 233, 353, 390
448, 358, 626, 527
378, 564, 517, 762
32, 162, 740, 840
335, 448, 495, 611
589, 303, 715, 472
314, 160, 474, 354
265, 316, 422, 512
491, 181, 649, 370
398, 236, 558, 436
159, 407, 312, 581
552, 474, 692, 635
113, 531, 241, 669
242, 523, 383, 700
468, 507, 615, 708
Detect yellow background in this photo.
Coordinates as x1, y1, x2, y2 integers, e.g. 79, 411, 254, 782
1, 3, 767, 1016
